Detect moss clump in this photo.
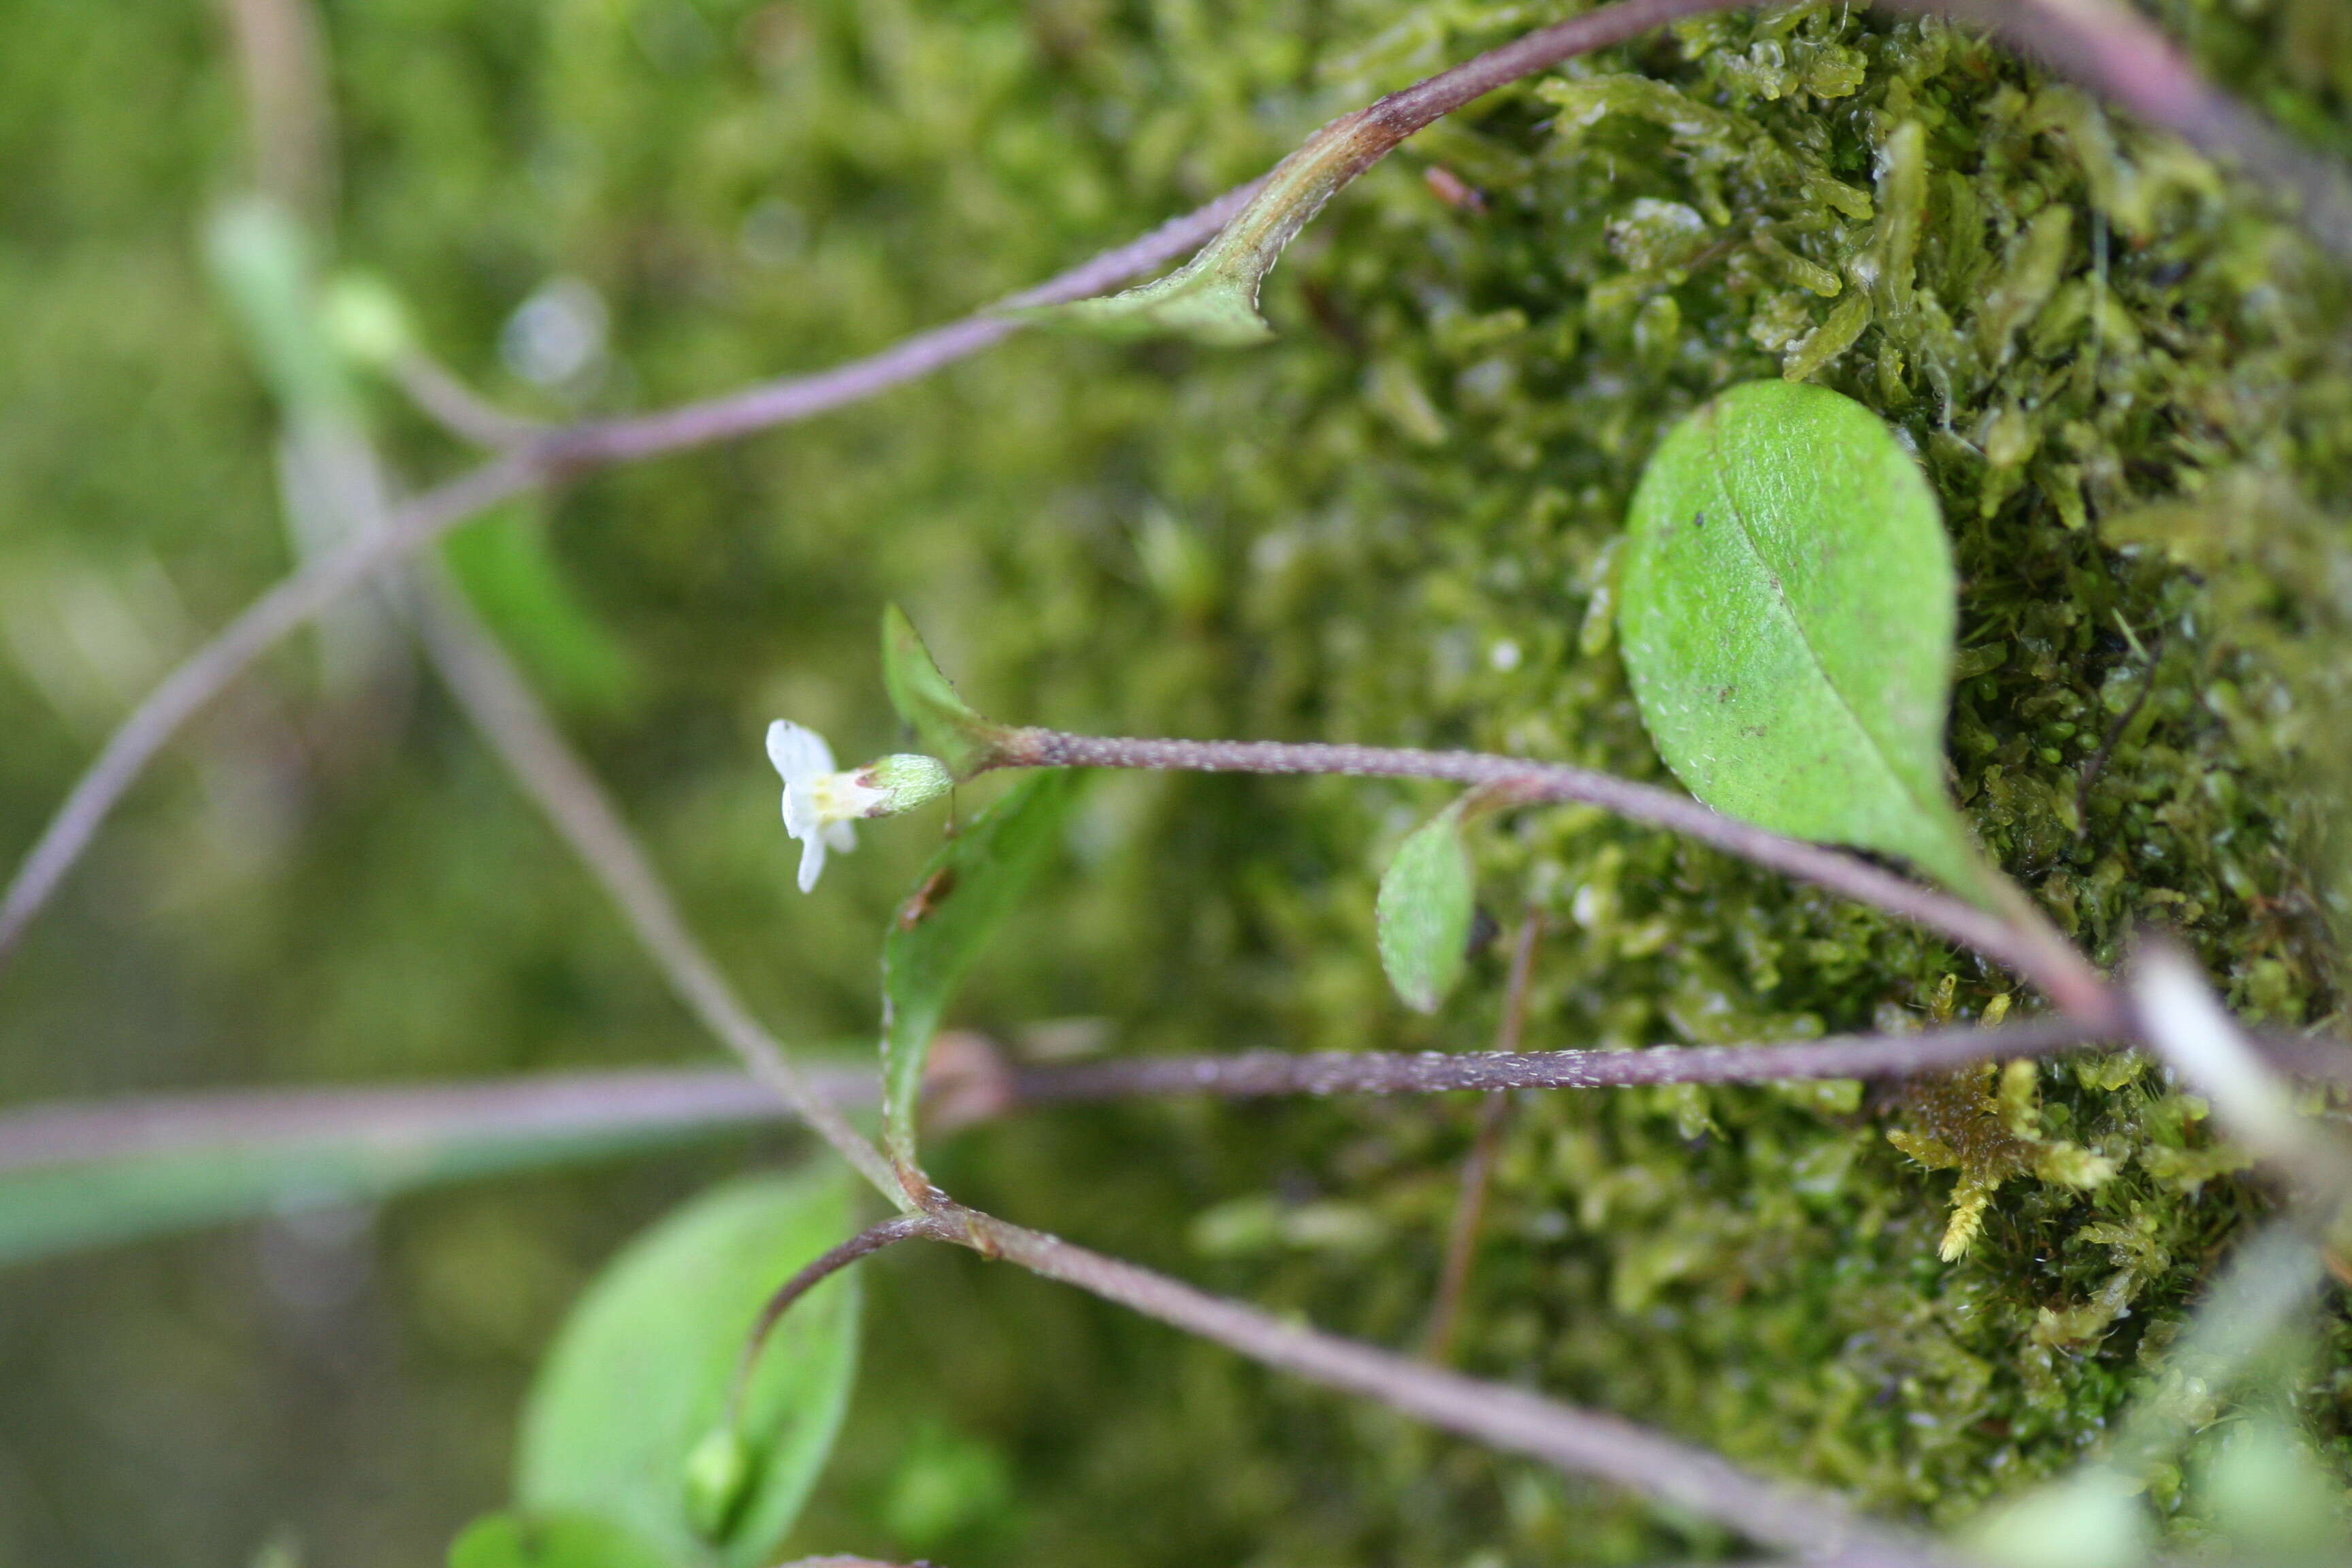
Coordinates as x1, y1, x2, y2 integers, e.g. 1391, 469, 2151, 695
3, 1, 2351, 1565
898, 1, 2352, 1559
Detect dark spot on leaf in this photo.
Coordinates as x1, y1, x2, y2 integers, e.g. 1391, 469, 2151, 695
896, 866, 960, 930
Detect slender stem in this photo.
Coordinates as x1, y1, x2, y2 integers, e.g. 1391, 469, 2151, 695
0, 1016, 2120, 1178
997, 729, 2119, 1026
410, 576, 905, 1202
729, 1215, 944, 1424
929, 1200, 1969, 1568
8, 0, 2342, 969
0, 452, 538, 967
0, 1066, 868, 1174
1012, 1016, 2106, 1102
2127, 938, 2352, 1201
219, 0, 336, 220
534, 186, 1262, 468
29, 1011, 2352, 1179
389, 349, 548, 449
0, 195, 1247, 971
1921, 0, 2352, 264
1422, 911, 1544, 1362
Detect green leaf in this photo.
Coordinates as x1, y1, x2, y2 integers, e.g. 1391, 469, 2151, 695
0, 1072, 796, 1267
1968, 1467, 2149, 1568
1032, 108, 1399, 346
446, 503, 644, 715
881, 606, 1013, 779
448, 1512, 671, 1568
518, 1169, 862, 1568
1618, 380, 1989, 900
2197, 1411, 2349, 1561
881, 770, 1081, 1176
203, 195, 360, 422
1375, 802, 1475, 1013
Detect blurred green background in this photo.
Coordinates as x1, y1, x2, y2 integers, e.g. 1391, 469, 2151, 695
5, 1, 2352, 1565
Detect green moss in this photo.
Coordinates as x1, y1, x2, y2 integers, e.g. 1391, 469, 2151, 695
897, 1, 2352, 1558
4, 0, 2351, 1564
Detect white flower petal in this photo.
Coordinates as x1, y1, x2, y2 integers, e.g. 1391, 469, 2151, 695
768, 719, 862, 892
766, 719, 836, 784
782, 785, 823, 840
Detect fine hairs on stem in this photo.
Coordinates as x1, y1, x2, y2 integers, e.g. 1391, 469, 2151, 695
0, 1014, 2163, 1174
1422, 909, 1545, 1363
12, 3, 2352, 1555
917, 1200, 1970, 1568
8, 0, 2351, 972
994, 728, 2117, 1025
22, 1011, 2352, 1177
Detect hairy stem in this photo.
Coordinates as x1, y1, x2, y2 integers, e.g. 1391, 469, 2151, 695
997, 728, 2117, 1026
534, 188, 1262, 468
49, 1015, 2352, 1181
1011, 1017, 2108, 1102
930, 1199, 1970, 1568
9, 0, 2341, 969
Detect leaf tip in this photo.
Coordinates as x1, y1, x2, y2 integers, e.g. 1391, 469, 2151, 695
879, 606, 1012, 779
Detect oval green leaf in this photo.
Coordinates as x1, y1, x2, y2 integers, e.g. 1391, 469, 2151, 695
881, 769, 1081, 1176
518, 1169, 862, 1568
1618, 380, 1987, 900
1375, 803, 1475, 1014
448, 1512, 671, 1568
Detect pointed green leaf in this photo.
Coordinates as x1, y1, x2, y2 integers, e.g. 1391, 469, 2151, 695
1618, 380, 1991, 900
881, 770, 1081, 1175
203, 195, 360, 422
1375, 803, 1476, 1013
448, 1512, 670, 1568
518, 1170, 862, 1568
881, 606, 1013, 779
446, 503, 644, 715
1034, 109, 1398, 346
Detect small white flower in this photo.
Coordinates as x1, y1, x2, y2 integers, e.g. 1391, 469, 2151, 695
767, 719, 862, 892
766, 721, 958, 892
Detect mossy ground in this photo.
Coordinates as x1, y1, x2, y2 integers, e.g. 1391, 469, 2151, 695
1, 1, 2349, 1565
